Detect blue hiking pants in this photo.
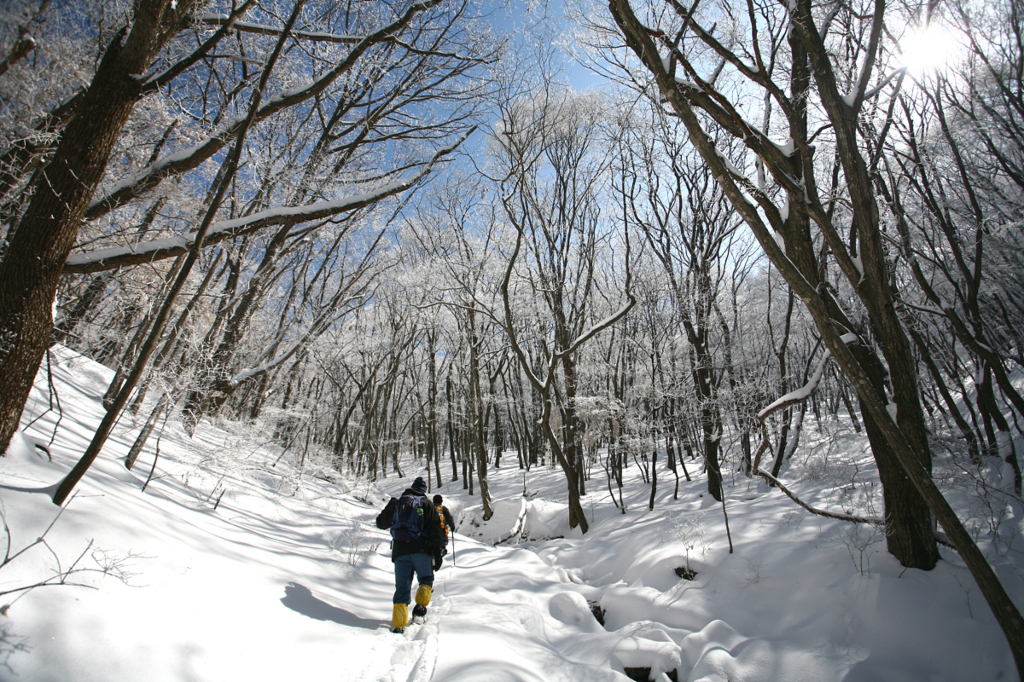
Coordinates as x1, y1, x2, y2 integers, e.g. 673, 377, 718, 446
393, 553, 433, 604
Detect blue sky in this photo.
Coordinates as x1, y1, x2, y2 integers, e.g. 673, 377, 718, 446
488, 0, 609, 91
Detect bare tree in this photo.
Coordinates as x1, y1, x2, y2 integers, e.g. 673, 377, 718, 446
618, 104, 745, 501
405, 173, 504, 518
878, 1, 1024, 491
494, 85, 635, 532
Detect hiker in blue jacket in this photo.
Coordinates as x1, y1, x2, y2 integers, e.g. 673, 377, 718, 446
375, 477, 447, 632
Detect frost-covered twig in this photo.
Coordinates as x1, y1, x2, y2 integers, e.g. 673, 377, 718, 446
0, 495, 138, 610
23, 347, 63, 451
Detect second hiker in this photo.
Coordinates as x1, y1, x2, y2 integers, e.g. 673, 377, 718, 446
433, 494, 455, 542
376, 477, 447, 633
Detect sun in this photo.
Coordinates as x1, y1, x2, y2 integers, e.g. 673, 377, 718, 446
897, 21, 965, 76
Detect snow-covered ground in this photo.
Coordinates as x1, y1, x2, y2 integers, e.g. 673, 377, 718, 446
1, 346, 1021, 681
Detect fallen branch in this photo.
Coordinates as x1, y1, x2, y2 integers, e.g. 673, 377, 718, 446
756, 469, 884, 525
752, 345, 882, 525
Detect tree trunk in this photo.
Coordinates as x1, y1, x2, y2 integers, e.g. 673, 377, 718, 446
125, 395, 167, 471
466, 306, 492, 518
446, 375, 458, 482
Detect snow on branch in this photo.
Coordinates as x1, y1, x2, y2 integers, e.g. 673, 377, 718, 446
141, 2, 259, 92
840, 0, 886, 113
65, 132, 469, 274
494, 498, 529, 546
85, 0, 448, 221
197, 14, 363, 44
757, 347, 832, 420
69, 186, 392, 272
0, 35, 35, 79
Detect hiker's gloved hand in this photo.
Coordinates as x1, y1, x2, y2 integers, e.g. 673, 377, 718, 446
440, 548, 448, 557
433, 554, 443, 571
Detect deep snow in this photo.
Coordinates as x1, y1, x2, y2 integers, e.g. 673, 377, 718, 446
1, 345, 1021, 681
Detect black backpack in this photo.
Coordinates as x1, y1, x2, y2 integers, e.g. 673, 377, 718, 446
391, 494, 426, 542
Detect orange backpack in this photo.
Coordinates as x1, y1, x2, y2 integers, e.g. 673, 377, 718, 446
436, 505, 449, 537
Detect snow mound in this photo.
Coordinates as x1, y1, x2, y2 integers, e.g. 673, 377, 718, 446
549, 590, 602, 633
611, 621, 682, 680
683, 619, 832, 682
459, 496, 525, 543
458, 495, 577, 545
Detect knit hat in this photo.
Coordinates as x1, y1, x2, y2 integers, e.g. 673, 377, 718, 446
410, 477, 427, 494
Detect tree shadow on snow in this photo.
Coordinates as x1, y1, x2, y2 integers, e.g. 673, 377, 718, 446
0, 620, 31, 677
280, 582, 381, 629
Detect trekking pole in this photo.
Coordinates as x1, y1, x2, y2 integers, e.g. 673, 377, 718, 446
451, 531, 456, 568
